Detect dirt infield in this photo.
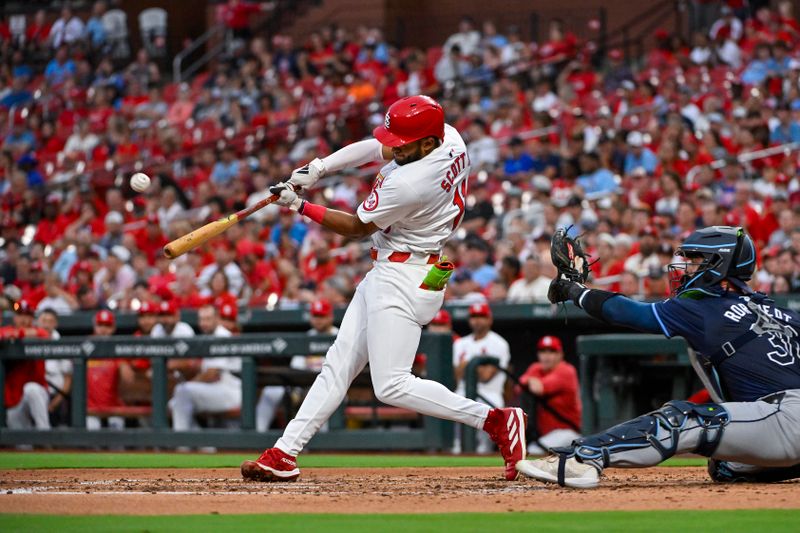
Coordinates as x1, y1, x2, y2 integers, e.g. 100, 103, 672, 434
1, 467, 799, 515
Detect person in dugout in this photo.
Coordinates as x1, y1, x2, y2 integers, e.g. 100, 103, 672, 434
518, 335, 581, 455
1, 300, 50, 430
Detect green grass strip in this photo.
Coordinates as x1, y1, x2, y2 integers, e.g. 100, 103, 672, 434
0, 452, 708, 470
1, 510, 799, 532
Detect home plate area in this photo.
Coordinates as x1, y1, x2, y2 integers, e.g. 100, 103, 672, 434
1, 467, 799, 515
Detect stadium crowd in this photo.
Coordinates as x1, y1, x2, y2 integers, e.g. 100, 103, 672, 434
2, 0, 800, 322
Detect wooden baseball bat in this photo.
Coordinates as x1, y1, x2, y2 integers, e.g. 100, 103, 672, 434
163, 194, 279, 259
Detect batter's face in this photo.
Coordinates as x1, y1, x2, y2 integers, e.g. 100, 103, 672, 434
392, 137, 437, 166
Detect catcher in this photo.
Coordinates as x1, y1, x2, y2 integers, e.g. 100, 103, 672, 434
516, 226, 800, 488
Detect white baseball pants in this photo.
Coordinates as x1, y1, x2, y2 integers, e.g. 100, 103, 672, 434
169, 374, 241, 430
256, 386, 286, 432
6, 382, 50, 429
276, 261, 490, 456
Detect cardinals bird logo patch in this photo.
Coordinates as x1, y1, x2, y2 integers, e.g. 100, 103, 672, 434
363, 190, 379, 211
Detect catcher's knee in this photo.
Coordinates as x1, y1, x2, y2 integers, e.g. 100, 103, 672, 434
565, 400, 729, 467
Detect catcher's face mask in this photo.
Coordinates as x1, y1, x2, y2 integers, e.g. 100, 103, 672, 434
667, 253, 716, 295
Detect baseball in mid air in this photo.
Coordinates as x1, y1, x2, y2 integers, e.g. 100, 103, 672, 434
130, 172, 151, 192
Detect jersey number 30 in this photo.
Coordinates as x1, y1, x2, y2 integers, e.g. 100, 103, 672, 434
452, 180, 468, 230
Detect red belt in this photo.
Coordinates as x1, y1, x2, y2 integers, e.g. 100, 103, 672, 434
370, 248, 440, 264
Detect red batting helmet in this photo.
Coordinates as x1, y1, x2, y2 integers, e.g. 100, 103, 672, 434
373, 95, 445, 147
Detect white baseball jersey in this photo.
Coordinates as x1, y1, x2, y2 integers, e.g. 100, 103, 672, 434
357, 124, 471, 254
201, 325, 241, 373
274, 123, 494, 457
453, 331, 510, 408
151, 321, 195, 338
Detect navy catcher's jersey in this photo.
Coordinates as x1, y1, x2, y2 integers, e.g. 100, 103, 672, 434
652, 292, 800, 401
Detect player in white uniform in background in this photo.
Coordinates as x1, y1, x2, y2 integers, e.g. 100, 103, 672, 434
241, 95, 526, 482
293, 298, 339, 372
452, 302, 511, 454
151, 300, 195, 338
256, 299, 339, 432
169, 304, 241, 431
37, 309, 72, 425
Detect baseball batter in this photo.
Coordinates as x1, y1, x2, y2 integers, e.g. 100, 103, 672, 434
517, 227, 800, 488
241, 95, 526, 482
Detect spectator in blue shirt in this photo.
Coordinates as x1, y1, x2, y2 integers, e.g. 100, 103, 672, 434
210, 147, 240, 186
0, 77, 32, 109
18, 153, 44, 188
576, 152, 619, 200
44, 46, 76, 85
3, 118, 36, 154
11, 50, 33, 81
453, 238, 498, 292
770, 103, 800, 144
84, 1, 108, 50
503, 137, 535, 176
623, 131, 659, 175
741, 43, 777, 85
270, 208, 308, 248
529, 139, 561, 174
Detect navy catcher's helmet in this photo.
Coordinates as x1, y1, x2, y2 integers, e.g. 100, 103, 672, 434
668, 226, 756, 296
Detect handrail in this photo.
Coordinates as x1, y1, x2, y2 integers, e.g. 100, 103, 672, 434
173, 23, 230, 83
685, 142, 800, 186
604, 0, 676, 39
601, 0, 678, 51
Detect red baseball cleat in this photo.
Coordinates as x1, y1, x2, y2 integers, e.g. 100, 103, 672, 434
483, 407, 527, 481
241, 448, 300, 482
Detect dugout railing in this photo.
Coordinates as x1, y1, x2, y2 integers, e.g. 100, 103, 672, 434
0, 333, 455, 450
577, 334, 696, 434
460, 335, 699, 452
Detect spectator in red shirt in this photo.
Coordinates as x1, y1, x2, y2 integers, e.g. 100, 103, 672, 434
170, 265, 207, 309
301, 239, 338, 288
133, 214, 168, 265
1, 300, 50, 430
518, 336, 582, 455
34, 194, 68, 245
539, 18, 578, 67
204, 270, 238, 310
25, 9, 52, 51
219, 0, 271, 40
593, 233, 625, 292
238, 241, 281, 306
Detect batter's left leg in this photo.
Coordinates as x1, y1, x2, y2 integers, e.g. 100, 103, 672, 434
366, 307, 489, 429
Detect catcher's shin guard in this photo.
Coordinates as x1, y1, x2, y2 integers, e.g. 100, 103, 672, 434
554, 401, 729, 472
708, 459, 800, 483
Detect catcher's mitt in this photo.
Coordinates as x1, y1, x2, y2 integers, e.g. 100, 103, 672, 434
550, 227, 590, 283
